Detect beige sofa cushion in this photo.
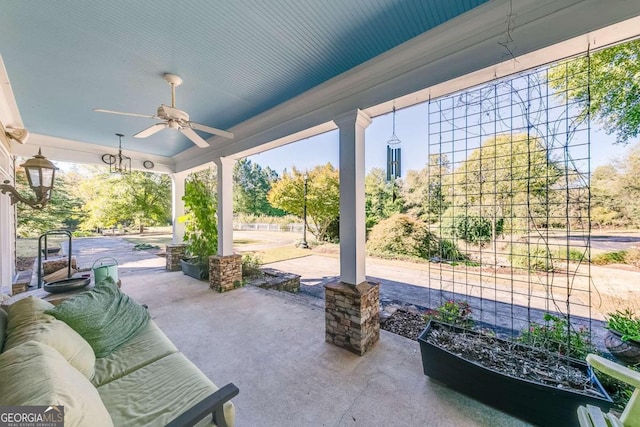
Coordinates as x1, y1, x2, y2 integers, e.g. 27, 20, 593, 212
0, 341, 113, 427
0, 308, 6, 353
92, 320, 178, 386
98, 352, 234, 427
5, 296, 95, 379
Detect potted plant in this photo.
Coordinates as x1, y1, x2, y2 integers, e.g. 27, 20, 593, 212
179, 172, 217, 280
418, 303, 612, 426
605, 308, 640, 364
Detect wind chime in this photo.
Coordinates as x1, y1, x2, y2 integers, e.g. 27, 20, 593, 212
386, 106, 401, 181
386, 106, 402, 201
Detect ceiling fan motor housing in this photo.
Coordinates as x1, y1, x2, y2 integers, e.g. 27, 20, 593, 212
157, 104, 189, 122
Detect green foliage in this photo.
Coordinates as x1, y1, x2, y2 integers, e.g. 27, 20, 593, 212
508, 244, 553, 272
402, 154, 450, 223
365, 168, 403, 229
16, 168, 83, 237
77, 169, 171, 232
443, 215, 504, 244
606, 309, 640, 342
437, 239, 467, 262
452, 134, 561, 234
241, 252, 263, 278
267, 163, 339, 242
366, 213, 439, 259
424, 300, 473, 328
517, 313, 595, 359
233, 158, 284, 216
548, 39, 640, 145
591, 250, 627, 265
180, 169, 217, 261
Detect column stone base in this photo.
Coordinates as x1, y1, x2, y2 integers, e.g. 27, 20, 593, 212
209, 254, 242, 293
324, 281, 380, 356
165, 244, 187, 271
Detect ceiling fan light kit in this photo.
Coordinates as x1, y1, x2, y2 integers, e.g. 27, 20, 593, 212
94, 73, 234, 148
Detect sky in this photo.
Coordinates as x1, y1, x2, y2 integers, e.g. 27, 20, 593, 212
248, 101, 632, 177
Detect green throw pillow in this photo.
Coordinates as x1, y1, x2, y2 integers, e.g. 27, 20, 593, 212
46, 277, 149, 358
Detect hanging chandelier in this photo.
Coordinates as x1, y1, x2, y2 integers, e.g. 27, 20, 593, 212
102, 133, 131, 174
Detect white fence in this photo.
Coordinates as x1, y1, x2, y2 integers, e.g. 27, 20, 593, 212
233, 222, 304, 233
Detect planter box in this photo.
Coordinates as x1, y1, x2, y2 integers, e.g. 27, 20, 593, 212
180, 258, 209, 280
418, 320, 612, 427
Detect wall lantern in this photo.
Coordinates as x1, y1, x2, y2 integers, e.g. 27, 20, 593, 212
0, 148, 58, 209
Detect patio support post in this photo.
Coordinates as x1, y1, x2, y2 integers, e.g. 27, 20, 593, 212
210, 157, 241, 292
324, 109, 380, 356
166, 171, 189, 271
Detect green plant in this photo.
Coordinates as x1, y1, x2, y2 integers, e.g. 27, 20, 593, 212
366, 213, 439, 259
437, 239, 467, 262
241, 253, 263, 278
451, 215, 503, 244
179, 174, 217, 263
606, 309, 640, 342
517, 313, 595, 359
424, 300, 473, 328
508, 244, 553, 272
591, 250, 627, 265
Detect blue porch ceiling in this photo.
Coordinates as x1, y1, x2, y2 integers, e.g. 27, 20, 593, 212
0, 0, 488, 157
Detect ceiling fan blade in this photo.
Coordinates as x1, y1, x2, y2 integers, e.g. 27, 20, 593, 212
189, 122, 234, 139
134, 123, 167, 138
94, 109, 157, 119
180, 127, 210, 148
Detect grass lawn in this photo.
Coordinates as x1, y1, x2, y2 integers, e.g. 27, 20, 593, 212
16, 238, 66, 257
248, 246, 312, 264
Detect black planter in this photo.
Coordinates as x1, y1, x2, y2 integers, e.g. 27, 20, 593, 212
418, 320, 612, 427
180, 258, 209, 280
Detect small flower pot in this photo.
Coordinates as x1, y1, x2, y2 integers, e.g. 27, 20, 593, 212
180, 258, 209, 280
604, 330, 640, 364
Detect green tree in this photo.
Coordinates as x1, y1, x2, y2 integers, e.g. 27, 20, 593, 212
233, 158, 283, 216
548, 39, 640, 144
16, 168, 83, 237
267, 163, 339, 242
402, 154, 450, 223
451, 134, 561, 240
365, 168, 403, 229
78, 170, 171, 232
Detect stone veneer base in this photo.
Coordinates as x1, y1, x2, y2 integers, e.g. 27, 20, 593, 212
209, 254, 242, 293
165, 244, 187, 271
324, 281, 380, 356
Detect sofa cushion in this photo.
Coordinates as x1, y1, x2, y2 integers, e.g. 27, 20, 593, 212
92, 320, 178, 387
5, 296, 96, 379
98, 352, 235, 427
0, 308, 6, 353
46, 277, 150, 357
0, 341, 113, 427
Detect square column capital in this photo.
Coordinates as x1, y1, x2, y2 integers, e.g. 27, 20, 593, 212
334, 109, 372, 130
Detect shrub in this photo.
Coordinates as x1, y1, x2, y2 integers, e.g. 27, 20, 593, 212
623, 248, 640, 267
592, 250, 627, 265
424, 300, 473, 328
508, 244, 553, 271
366, 214, 439, 259
437, 239, 467, 262
440, 214, 503, 244
517, 313, 595, 359
241, 253, 263, 278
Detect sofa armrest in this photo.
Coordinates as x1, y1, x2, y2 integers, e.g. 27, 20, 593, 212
165, 383, 239, 427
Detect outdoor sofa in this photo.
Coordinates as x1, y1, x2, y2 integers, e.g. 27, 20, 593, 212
0, 278, 237, 427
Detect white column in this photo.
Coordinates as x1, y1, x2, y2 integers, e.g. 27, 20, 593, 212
171, 171, 189, 244
335, 109, 371, 285
214, 156, 235, 256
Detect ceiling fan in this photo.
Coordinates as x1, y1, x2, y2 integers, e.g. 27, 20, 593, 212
94, 73, 233, 148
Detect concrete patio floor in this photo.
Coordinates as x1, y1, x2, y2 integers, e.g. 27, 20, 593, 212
119, 267, 531, 426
